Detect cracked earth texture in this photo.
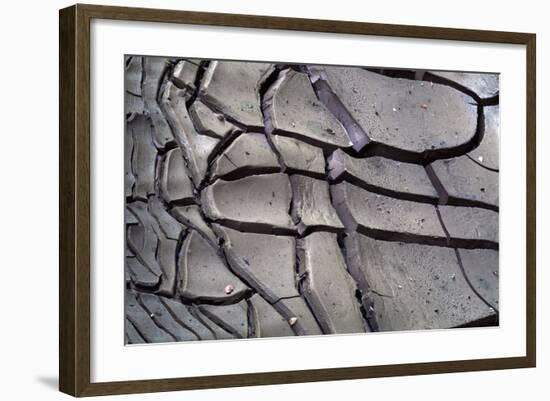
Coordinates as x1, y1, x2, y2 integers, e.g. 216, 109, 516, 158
124, 57, 499, 344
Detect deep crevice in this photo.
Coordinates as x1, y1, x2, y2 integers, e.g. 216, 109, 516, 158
194, 97, 252, 133
295, 224, 344, 238
446, 197, 499, 213
259, 66, 290, 173
363, 67, 418, 81
129, 277, 161, 294
426, 162, 498, 212
125, 55, 134, 69
209, 166, 282, 183
332, 172, 439, 205
183, 291, 252, 307
435, 206, 453, 247
326, 142, 371, 333
453, 313, 498, 328
217, 235, 301, 337
246, 299, 257, 338
167, 197, 198, 208
355, 103, 484, 165
480, 95, 499, 107
125, 89, 142, 98
294, 239, 327, 335
172, 229, 188, 299
216, 238, 269, 300
156, 59, 175, 106
425, 164, 449, 205
423, 71, 495, 106
285, 167, 327, 181
355, 225, 498, 250
206, 129, 242, 165
336, 232, 373, 332
339, 234, 380, 332
185, 60, 210, 109
201, 129, 244, 188
210, 219, 296, 236
154, 140, 178, 157
304, 68, 370, 152
266, 128, 344, 153
366, 68, 499, 107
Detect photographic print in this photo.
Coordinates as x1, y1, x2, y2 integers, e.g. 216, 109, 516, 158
124, 57, 499, 344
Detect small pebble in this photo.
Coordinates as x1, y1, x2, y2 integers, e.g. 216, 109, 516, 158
288, 317, 298, 326
224, 284, 234, 294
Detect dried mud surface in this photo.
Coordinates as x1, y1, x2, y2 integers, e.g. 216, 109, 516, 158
124, 58, 499, 343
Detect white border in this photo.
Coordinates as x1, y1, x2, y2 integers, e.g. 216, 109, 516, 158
91, 19, 526, 383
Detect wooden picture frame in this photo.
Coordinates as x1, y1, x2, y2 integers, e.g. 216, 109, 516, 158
59, 3, 536, 397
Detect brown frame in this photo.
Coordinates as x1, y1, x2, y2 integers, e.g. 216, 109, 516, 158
59, 3, 536, 397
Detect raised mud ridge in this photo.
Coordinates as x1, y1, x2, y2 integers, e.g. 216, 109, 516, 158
124, 57, 500, 344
